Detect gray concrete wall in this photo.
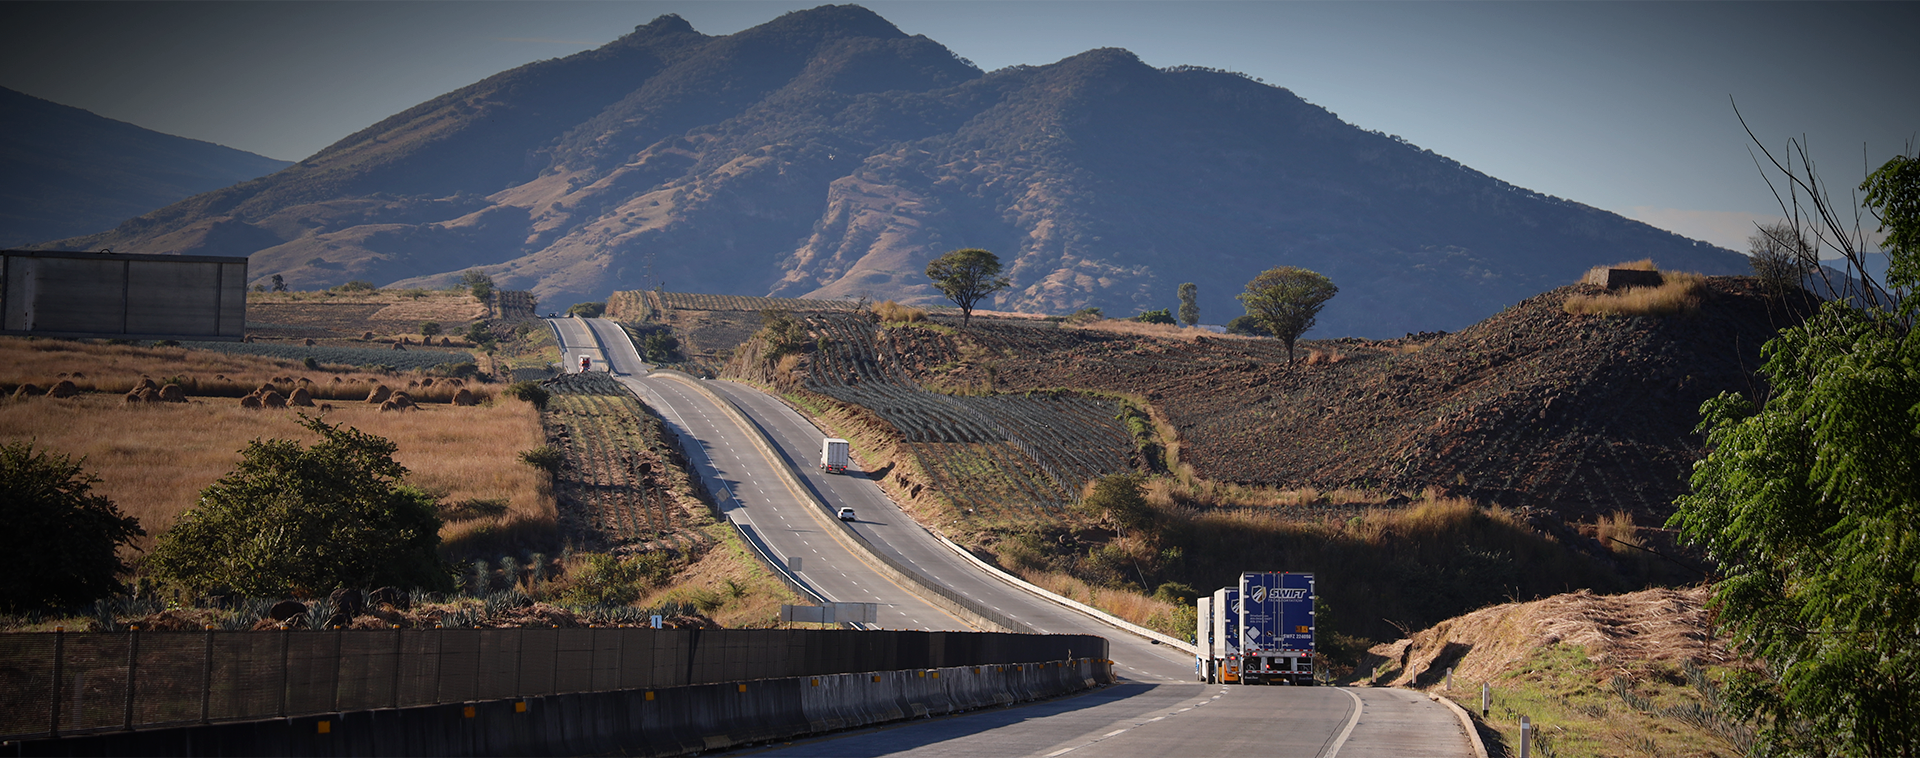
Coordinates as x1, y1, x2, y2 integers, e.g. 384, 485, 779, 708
14, 658, 1113, 756
1, 250, 246, 341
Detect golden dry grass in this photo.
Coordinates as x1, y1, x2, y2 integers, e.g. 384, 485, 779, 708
0, 393, 552, 555
873, 300, 927, 324
1068, 319, 1249, 341
1565, 262, 1707, 316
1024, 569, 1188, 634
0, 338, 492, 403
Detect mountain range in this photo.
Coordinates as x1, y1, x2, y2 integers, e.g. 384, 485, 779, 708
0, 86, 289, 248
37, 4, 1751, 337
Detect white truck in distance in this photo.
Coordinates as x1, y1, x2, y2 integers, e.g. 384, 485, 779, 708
1199, 573, 1317, 685
819, 438, 850, 473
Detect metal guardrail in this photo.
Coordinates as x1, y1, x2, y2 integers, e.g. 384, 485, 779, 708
0, 627, 1102, 742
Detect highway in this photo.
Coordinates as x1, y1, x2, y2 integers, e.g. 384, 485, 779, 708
546, 316, 1476, 757
549, 317, 963, 631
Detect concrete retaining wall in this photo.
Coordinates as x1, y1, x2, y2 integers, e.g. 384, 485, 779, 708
14, 659, 1112, 757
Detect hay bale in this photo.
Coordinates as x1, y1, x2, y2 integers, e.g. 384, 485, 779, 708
123, 391, 143, 404
452, 388, 477, 406
70, 371, 85, 379
47, 380, 79, 398
12, 383, 43, 399
135, 378, 158, 392
407, 380, 420, 388
256, 383, 278, 395
446, 378, 464, 387
366, 384, 392, 404
419, 378, 435, 387
261, 391, 287, 408
304, 338, 316, 346
378, 399, 403, 412
134, 387, 159, 403
391, 342, 406, 351
243, 334, 255, 343
391, 391, 413, 404
330, 376, 342, 383
240, 394, 263, 410
439, 337, 452, 346
319, 403, 333, 413
158, 384, 187, 403
361, 331, 375, 341
288, 387, 314, 407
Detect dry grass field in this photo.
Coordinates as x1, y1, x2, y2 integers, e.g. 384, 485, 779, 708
0, 337, 548, 558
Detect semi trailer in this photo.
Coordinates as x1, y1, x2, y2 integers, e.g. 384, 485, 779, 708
819, 438, 850, 473
1198, 572, 1316, 685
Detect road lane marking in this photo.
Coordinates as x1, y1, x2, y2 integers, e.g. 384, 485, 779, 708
1321, 688, 1365, 758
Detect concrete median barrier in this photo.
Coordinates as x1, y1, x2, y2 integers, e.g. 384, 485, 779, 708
14, 658, 1111, 757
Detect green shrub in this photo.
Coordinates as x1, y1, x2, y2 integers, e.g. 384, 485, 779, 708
146, 417, 451, 597
0, 443, 146, 611
518, 445, 564, 473
420, 321, 442, 337
566, 302, 606, 318
1131, 308, 1175, 324
503, 381, 550, 410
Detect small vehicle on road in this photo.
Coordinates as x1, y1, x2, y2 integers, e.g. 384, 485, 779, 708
837, 507, 856, 522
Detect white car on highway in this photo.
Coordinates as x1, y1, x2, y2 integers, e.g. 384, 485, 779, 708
837, 507, 856, 522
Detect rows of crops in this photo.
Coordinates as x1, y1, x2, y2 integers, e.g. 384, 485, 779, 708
794, 314, 1134, 516
652, 291, 858, 313
180, 341, 474, 370
544, 373, 680, 548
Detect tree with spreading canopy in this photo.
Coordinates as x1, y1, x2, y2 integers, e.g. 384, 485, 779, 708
1669, 136, 1918, 755
925, 248, 1009, 327
1236, 266, 1337, 364
147, 416, 450, 597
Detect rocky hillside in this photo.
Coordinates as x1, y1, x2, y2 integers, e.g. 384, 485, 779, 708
791, 275, 1809, 521
0, 86, 289, 247
46, 4, 1748, 338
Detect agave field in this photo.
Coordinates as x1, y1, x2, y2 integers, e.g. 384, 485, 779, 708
791, 314, 1136, 517
543, 373, 690, 550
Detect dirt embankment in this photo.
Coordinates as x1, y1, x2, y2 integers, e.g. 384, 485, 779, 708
1363, 585, 1737, 688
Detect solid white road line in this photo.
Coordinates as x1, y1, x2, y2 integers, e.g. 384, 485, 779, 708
1322, 688, 1365, 758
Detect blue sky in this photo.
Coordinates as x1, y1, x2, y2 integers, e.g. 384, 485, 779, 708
2, 1, 1913, 252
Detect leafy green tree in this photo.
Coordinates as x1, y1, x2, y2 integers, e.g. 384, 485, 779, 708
270, 274, 288, 293
1864, 154, 1919, 293
925, 248, 1010, 327
460, 269, 495, 304
1670, 151, 1918, 756
419, 321, 442, 338
1177, 282, 1199, 326
567, 301, 606, 318
1236, 267, 1338, 363
147, 417, 450, 597
1083, 473, 1154, 536
0, 442, 145, 611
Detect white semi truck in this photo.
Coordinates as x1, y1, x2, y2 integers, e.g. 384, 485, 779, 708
1199, 573, 1317, 685
819, 438, 850, 473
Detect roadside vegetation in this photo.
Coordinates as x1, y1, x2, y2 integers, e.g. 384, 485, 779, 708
1371, 586, 1755, 758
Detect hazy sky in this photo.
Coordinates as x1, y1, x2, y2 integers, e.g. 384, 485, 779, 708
2, 1, 1914, 252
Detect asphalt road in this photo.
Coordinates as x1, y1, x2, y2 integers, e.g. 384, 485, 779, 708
738, 683, 1472, 758
547, 317, 1475, 757
548, 317, 963, 631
